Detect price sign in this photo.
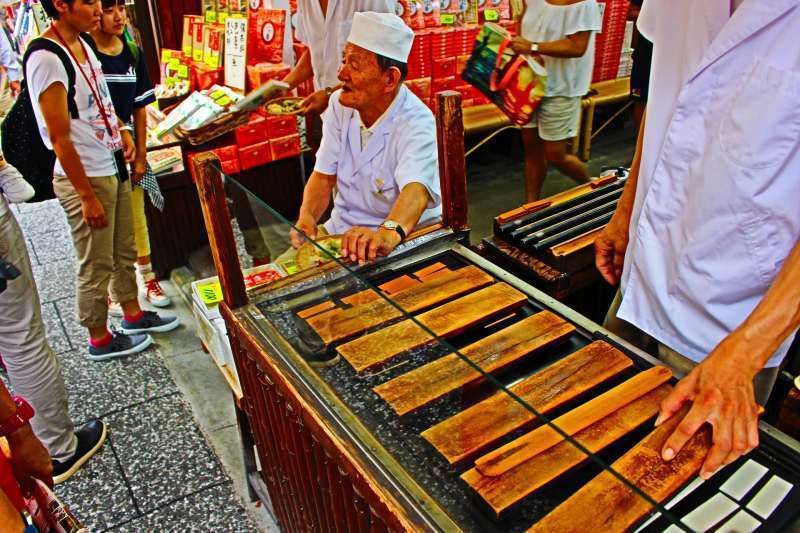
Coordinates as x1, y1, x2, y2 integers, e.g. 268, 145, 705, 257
168, 57, 181, 68
161, 49, 174, 62
440, 13, 456, 24
225, 17, 248, 90
197, 281, 223, 305
205, 10, 218, 22
176, 64, 190, 78
219, 12, 229, 24
484, 8, 499, 20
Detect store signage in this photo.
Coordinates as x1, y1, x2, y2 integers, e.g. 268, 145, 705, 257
483, 8, 498, 20
440, 13, 456, 24
225, 17, 248, 90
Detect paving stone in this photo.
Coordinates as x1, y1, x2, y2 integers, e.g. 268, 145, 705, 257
41, 301, 73, 354
28, 229, 75, 263
32, 259, 76, 304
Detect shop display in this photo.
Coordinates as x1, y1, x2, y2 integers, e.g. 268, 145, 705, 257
422, 340, 633, 463
337, 282, 528, 372
374, 310, 575, 415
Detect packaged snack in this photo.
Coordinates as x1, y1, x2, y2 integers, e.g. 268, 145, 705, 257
407, 0, 425, 29
422, 0, 441, 27
248, 8, 287, 64
192, 18, 205, 62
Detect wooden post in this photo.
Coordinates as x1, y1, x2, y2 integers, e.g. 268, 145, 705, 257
193, 151, 248, 309
436, 90, 469, 232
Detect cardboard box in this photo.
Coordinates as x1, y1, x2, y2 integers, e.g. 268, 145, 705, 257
182, 15, 202, 56
239, 141, 273, 169
433, 56, 456, 79
265, 115, 298, 139
235, 116, 269, 147
270, 134, 301, 161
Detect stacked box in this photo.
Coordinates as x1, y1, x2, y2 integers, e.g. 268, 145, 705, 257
592, 0, 630, 83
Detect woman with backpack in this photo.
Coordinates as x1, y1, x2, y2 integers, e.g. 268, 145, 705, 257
89, 0, 171, 310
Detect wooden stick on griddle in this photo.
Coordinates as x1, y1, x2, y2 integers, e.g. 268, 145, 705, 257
306, 265, 493, 345
462, 384, 672, 516
373, 311, 576, 416
337, 283, 528, 373
527, 404, 710, 533
474, 366, 673, 477
421, 341, 633, 464
509, 188, 622, 240
519, 200, 618, 246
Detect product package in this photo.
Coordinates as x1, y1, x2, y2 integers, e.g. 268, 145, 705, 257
247, 8, 287, 64
203, 25, 224, 67
461, 22, 547, 125
182, 15, 203, 56
192, 18, 205, 62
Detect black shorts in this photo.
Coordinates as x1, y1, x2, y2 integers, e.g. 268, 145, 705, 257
630, 36, 653, 102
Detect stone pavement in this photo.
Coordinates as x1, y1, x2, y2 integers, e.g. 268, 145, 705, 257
10, 199, 276, 532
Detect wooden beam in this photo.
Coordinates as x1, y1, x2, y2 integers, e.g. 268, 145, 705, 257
337, 283, 527, 373
374, 311, 575, 416
421, 341, 633, 464
306, 266, 494, 345
527, 405, 709, 533
193, 151, 247, 309
436, 91, 468, 232
475, 366, 673, 476
462, 384, 672, 516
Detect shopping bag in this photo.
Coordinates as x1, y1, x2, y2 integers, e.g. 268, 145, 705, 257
461, 22, 547, 126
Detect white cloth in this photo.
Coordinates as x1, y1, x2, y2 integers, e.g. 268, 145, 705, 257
618, 0, 800, 368
520, 0, 602, 97
294, 0, 395, 90
0, 27, 20, 82
315, 85, 442, 234
26, 38, 122, 178
347, 12, 414, 62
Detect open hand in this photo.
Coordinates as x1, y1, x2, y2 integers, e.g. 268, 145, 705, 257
81, 195, 108, 229
341, 226, 402, 265
595, 210, 631, 285
301, 89, 332, 116
509, 36, 534, 55
656, 336, 761, 479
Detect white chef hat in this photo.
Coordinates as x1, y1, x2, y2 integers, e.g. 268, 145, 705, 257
347, 12, 415, 64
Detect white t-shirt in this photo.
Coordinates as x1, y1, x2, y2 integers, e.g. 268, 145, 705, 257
27, 38, 122, 178
521, 0, 603, 97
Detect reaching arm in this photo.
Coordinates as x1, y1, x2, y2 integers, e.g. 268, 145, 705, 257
282, 50, 313, 91
131, 106, 148, 183
510, 31, 592, 58
291, 170, 337, 247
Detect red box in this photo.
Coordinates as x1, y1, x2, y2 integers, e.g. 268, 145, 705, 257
213, 144, 239, 163
432, 76, 455, 94
239, 141, 273, 170
270, 134, 301, 161
220, 157, 241, 175
265, 115, 298, 139
433, 57, 456, 79
235, 116, 268, 148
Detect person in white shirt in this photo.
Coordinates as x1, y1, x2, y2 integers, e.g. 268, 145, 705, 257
283, 0, 395, 115
289, 12, 441, 264
0, 10, 21, 118
597, 0, 800, 480
509, 0, 602, 201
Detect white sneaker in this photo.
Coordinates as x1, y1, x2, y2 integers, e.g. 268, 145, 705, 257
139, 273, 171, 308
0, 164, 34, 203
108, 297, 123, 317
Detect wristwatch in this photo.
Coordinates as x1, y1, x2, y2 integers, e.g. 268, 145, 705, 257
324, 86, 335, 96
530, 42, 540, 53
0, 396, 34, 437
380, 220, 406, 241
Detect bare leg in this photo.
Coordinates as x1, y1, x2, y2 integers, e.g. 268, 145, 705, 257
544, 139, 591, 184
521, 127, 548, 202
120, 299, 143, 318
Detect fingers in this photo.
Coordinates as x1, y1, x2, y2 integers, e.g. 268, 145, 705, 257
656, 370, 696, 427
662, 398, 708, 462
702, 413, 734, 479
594, 236, 619, 285
722, 408, 749, 467
38, 465, 54, 489
368, 238, 379, 262
356, 234, 371, 264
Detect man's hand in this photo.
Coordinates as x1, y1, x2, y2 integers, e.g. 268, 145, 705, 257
7, 424, 54, 490
131, 157, 147, 185
8, 80, 20, 96
509, 36, 535, 55
121, 130, 135, 163
595, 210, 632, 285
656, 335, 761, 480
341, 227, 402, 265
81, 194, 108, 229
291, 214, 317, 249
301, 89, 331, 115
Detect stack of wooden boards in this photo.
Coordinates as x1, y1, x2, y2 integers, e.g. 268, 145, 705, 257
492, 176, 626, 271
295, 263, 714, 530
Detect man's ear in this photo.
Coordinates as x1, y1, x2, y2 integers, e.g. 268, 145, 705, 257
385, 66, 402, 93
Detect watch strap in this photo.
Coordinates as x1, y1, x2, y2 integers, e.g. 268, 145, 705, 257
0, 397, 34, 437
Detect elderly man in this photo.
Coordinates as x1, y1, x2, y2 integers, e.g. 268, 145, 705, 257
289, 12, 441, 265
596, 0, 800, 481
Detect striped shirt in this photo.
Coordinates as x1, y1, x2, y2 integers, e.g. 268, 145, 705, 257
94, 39, 154, 124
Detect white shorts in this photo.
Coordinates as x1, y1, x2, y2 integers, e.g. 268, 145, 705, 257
522, 96, 582, 141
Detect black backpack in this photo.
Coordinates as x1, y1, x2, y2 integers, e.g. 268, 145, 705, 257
1, 38, 79, 203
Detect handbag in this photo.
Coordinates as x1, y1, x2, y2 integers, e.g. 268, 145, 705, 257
461, 22, 547, 126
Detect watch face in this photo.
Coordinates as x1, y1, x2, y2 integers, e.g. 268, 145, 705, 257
382, 221, 399, 230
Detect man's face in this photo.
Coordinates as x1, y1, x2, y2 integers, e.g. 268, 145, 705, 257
100, 2, 127, 37
56, 0, 102, 33
337, 43, 390, 110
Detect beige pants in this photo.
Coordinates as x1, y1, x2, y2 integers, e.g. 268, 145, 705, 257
0, 197, 76, 461
54, 174, 138, 328
604, 290, 780, 405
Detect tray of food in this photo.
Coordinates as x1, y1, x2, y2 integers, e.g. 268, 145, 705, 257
265, 96, 305, 115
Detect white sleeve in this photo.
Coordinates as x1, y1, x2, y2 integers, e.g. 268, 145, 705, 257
294, 12, 307, 44
637, 0, 656, 42
26, 50, 70, 105
393, 109, 441, 209
564, 0, 603, 35
313, 91, 344, 175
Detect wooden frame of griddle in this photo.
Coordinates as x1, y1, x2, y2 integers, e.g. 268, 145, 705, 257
193, 92, 800, 532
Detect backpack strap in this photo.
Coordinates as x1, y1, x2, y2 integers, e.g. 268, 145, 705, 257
22, 37, 79, 119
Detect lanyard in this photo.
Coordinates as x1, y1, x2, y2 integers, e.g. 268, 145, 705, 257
50, 25, 116, 137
